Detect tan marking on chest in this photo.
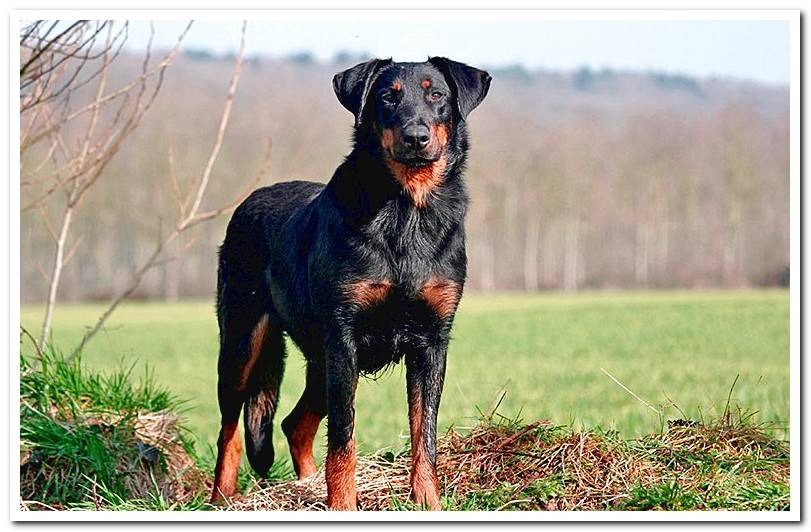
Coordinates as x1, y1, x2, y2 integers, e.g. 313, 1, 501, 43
345, 279, 394, 309
419, 278, 461, 319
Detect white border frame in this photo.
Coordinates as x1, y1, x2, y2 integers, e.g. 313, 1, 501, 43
9, 8, 801, 523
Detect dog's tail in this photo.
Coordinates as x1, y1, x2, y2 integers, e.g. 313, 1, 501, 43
242, 336, 286, 478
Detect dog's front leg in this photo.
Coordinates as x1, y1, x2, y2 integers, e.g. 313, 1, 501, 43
325, 333, 359, 510
405, 345, 447, 510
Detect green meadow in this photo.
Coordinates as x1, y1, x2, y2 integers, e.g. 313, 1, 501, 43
21, 290, 790, 468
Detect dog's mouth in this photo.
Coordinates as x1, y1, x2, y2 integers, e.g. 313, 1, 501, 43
390, 152, 442, 167
379, 126, 449, 168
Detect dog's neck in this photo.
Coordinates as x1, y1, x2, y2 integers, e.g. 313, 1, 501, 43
328, 145, 465, 219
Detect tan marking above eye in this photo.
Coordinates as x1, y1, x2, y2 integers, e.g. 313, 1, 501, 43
421, 79, 431, 89
392, 82, 402, 91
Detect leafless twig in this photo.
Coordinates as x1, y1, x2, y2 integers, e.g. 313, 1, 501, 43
22, 20, 192, 349
70, 21, 267, 357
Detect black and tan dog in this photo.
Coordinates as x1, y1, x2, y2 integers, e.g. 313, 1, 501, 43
211, 57, 491, 510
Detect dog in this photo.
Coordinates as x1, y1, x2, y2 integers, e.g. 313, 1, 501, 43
210, 57, 491, 510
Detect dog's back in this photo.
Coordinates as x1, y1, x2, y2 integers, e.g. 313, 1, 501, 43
217, 180, 323, 321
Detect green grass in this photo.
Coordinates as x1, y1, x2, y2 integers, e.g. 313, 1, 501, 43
20, 346, 190, 507
21, 290, 790, 474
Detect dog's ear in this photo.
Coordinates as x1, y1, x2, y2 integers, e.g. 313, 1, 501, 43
333, 58, 393, 126
428, 57, 492, 120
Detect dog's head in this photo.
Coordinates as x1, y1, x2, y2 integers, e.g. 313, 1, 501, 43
333, 58, 491, 168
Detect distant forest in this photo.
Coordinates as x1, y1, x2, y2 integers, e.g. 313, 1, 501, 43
21, 49, 790, 302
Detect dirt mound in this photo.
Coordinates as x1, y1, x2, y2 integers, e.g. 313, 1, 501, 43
21, 410, 205, 511
222, 417, 789, 511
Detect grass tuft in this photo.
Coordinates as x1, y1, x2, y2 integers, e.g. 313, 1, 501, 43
20, 346, 206, 510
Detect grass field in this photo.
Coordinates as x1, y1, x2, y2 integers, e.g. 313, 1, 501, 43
21, 290, 790, 472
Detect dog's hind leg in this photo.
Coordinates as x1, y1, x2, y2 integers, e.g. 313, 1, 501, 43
281, 362, 327, 479
211, 308, 285, 502
211, 338, 249, 502
242, 318, 286, 478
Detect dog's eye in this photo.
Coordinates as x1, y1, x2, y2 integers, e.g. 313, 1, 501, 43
430, 91, 444, 102
380, 91, 397, 104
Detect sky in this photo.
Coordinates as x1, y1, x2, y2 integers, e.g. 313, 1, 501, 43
120, 17, 790, 85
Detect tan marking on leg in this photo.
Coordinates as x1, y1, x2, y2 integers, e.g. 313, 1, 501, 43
246, 386, 276, 434
408, 391, 442, 510
285, 410, 323, 479
419, 278, 461, 319
211, 420, 242, 503
237, 314, 269, 391
326, 439, 357, 510
345, 279, 393, 309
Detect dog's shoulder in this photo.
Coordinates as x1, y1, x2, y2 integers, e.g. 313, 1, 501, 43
232, 181, 323, 223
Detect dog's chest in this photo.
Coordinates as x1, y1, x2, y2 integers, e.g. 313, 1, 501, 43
344, 277, 461, 373
339, 201, 464, 372
362, 198, 455, 258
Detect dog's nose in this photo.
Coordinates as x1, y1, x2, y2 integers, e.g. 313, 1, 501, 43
402, 125, 431, 151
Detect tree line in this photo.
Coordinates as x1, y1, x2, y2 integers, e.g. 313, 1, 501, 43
21, 49, 789, 303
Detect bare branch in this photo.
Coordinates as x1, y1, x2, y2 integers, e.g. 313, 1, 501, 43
24, 20, 192, 349
188, 138, 272, 228
38, 203, 74, 347
37, 204, 58, 242
20, 20, 84, 77
70, 21, 259, 356
33, 260, 50, 285
62, 235, 84, 266
20, 326, 45, 368
167, 143, 185, 215
181, 21, 246, 229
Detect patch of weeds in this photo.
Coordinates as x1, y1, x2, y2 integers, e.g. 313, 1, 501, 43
520, 475, 566, 506
20, 346, 203, 510
703, 475, 791, 511
619, 481, 704, 511
454, 483, 518, 511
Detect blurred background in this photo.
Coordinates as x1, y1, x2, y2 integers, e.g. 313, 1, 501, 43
20, 18, 790, 302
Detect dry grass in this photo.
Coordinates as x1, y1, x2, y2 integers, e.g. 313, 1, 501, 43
129, 412, 208, 504
21, 409, 788, 511
217, 414, 789, 512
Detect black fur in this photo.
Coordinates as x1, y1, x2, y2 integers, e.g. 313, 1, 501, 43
214, 58, 491, 497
